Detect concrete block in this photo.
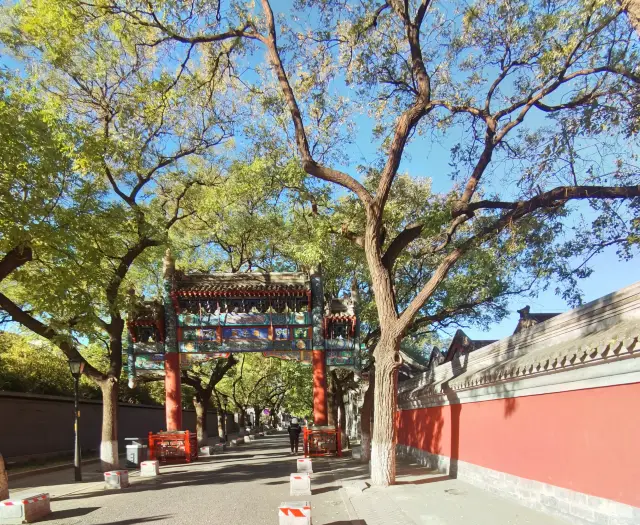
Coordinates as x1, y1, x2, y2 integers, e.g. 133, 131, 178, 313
296, 458, 313, 473
140, 461, 159, 477
235, 438, 244, 445
258, 432, 265, 437
104, 470, 130, 489
0, 455, 8, 502
351, 446, 361, 460
199, 446, 214, 457
0, 492, 50, 524
248, 435, 256, 441
244, 436, 251, 444
278, 501, 311, 525
214, 443, 226, 453
289, 473, 311, 496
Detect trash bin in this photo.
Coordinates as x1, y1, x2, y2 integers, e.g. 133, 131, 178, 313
125, 437, 148, 468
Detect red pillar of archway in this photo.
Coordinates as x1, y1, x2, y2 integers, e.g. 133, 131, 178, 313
312, 350, 328, 426
165, 352, 182, 431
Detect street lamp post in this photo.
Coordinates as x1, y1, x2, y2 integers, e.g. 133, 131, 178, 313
68, 358, 85, 482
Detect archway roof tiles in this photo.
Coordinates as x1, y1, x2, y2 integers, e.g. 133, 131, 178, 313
173, 271, 311, 293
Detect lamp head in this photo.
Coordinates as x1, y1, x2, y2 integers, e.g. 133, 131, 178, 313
68, 358, 85, 377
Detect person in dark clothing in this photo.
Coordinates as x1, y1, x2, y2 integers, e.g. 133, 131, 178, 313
288, 418, 302, 454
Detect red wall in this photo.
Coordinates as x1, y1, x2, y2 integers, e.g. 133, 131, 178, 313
396, 383, 640, 508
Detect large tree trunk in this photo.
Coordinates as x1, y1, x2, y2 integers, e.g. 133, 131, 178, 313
370, 337, 400, 486
332, 370, 350, 449
194, 395, 208, 447
217, 410, 226, 440
253, 405, 261, 428
100, 377, 119, 471
327, 374, 337, 427
337, 390, 349, 450
621, 0, 640, 35
360, 366, 375, 464
238, 410, 245, 427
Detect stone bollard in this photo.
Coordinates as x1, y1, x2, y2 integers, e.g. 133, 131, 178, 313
0, 493, 50, 524
278, 501, 311, 525
104, 470, 130, 489
140, 461, 159, 477
296, 458, 313, 474
199, 446, 214, 457
248, 435, 256, 441
0, 454, 8, 502
289, 473, 311, 496
244, 436, 251, 444
351, 446, 361, 460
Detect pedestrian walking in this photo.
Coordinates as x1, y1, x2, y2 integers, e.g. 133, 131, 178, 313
288, 417, 302, 454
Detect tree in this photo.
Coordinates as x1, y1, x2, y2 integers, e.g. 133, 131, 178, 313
215, 353, 313, 428
107, 0, 640, 486
180, 354, 237, 446
0, 70, 93, 287
0, 1, 241, 469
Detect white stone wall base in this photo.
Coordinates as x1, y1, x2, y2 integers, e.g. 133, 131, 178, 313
397, 445, 640, 525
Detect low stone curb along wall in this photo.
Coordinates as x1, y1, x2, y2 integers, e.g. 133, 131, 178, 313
396, 281, 640, 525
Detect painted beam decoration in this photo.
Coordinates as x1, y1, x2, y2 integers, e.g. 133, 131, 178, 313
126, 268, 362, 381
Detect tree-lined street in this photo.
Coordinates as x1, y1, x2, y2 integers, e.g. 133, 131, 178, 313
6, 433, 571, 525
1, 0, 639, 523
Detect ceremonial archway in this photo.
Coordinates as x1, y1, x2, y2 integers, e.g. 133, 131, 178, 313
126, 250, 361, 430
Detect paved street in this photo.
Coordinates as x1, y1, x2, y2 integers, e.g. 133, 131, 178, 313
6, 434, 572, 525
8, 433, 352, 525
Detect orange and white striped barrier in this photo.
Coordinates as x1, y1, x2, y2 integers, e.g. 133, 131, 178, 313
289, 473, 311, 496
296, 458, 313, 473
140, 460, 160, 477
278, 501, 311, 525
104, 470, 130, 489
0, 493, 50, 524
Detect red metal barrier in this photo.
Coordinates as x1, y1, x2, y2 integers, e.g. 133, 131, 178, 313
303, 426, 342, 457
148, 430, 198, 463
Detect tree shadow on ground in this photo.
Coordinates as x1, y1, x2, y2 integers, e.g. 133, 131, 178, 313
53, 437, 310, 502
89, 517, 170, 525
311, 485, 339, 495
41, 506, 100, 520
